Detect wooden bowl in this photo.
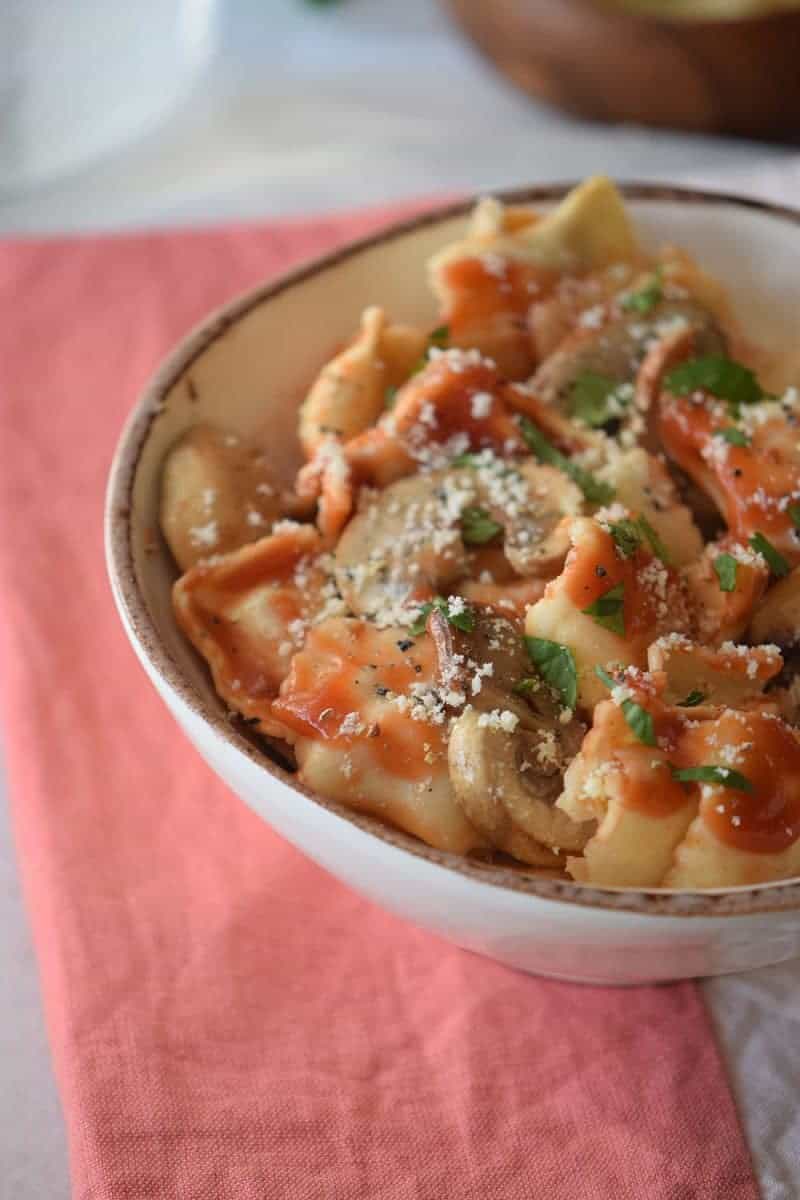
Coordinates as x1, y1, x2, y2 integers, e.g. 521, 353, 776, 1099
441, 0, 800, 139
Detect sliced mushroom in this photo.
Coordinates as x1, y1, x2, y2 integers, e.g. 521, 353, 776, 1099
296, 349, 526, 533
496, 462, 582, 578
429, 608, 592, 864
448, 706, 591, 864
160, 424, 288, 571
428, 607, 532, 702
529, 299, 726, 419
333, 468, 474, 620
334, 457, 582, 620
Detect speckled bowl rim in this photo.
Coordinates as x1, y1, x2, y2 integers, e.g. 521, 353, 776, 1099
106, 181, 800, 919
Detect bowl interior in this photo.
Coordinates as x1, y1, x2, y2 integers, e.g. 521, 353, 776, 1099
113, 184, 800, 912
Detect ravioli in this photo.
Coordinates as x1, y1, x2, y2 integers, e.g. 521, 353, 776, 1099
162, 177, 800, 890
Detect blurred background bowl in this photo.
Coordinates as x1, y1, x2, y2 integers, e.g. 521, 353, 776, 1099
441, 0, 800, 139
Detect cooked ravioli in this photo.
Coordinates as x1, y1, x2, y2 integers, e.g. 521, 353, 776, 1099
163, 178, 800, 889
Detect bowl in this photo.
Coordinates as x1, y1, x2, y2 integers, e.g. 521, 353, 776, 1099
106, 183, 800, 987
441, 0, 800, 140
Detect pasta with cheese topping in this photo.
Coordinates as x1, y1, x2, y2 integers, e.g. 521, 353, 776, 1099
160, 177, 800, 888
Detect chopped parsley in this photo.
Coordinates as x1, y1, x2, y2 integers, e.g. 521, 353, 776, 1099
519, 416, 615, 505
595, 666, 656, 746
607, 514, 670, 564
716, 426, 750, 447
583, 582, 625, 636
408, 596, 474, 637
678, 690, 706, 707
663, 355, 763, 415
749, 531, 790, 578
713, 552, 738, 592
620, 267, 663, 315
451, 451, 483, 468
512, 677, 541, 697
638, 515, 671, 564
412, 324, 451, 374
524, 637, 577, 711
788, 502, 800, 530
671, 765, 754, 793
569, 371, 631, 429
607, 517, 641, 559
460, 506, 502, 545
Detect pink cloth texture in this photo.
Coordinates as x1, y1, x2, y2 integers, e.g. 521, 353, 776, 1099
0, 207, 760, 1200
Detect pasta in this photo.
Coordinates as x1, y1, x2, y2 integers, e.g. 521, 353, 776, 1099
162, 177, 800, 889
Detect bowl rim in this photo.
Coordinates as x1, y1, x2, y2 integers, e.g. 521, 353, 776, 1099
105, 180, 800, 919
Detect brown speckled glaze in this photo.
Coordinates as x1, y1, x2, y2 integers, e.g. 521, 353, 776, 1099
106, 183, 800, 920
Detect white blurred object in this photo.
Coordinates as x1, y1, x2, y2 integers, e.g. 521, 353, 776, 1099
0, 0, 218, 192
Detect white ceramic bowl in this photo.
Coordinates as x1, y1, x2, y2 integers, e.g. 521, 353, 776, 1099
105, 184, 800, 986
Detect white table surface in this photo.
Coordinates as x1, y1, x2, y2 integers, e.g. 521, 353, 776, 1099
1, 1, 798, 1196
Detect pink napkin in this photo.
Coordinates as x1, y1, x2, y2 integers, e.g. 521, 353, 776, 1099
0, 207, 759, 1199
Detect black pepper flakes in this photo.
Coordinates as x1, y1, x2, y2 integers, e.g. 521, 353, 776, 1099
397, 638, 414, 652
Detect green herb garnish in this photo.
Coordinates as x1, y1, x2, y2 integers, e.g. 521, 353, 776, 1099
594, 665, 656, 746
638, 514, 671, 565
460, 506, 502, 545
671, 765, 754, 793
384, 385, 398, 409
663, 356, 762, 415
583, 582, 625, 636
451, 451, 483, 468
607, 515, 669, 564
569, 372, 631, 428
409, 596, 475, 637
607, 518, 642, 559
512, 677, 541, 697
412, 324, 451, 374
620, 267, 663, 315
524, 638, 578, 711
716, 426, 750, 447
678, 690, 706, 707
749, 531, 790, 578
788, 502, 800, 530
713, 552, 738, 593
519, 416, 615, 505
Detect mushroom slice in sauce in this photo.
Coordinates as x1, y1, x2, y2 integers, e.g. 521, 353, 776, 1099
333, 468, 473, 621
429, 608, 591, 863
494, 462, 582, 578
160, 424, 289, 572
529, 299, 726, 432
334, 458, 582, 622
